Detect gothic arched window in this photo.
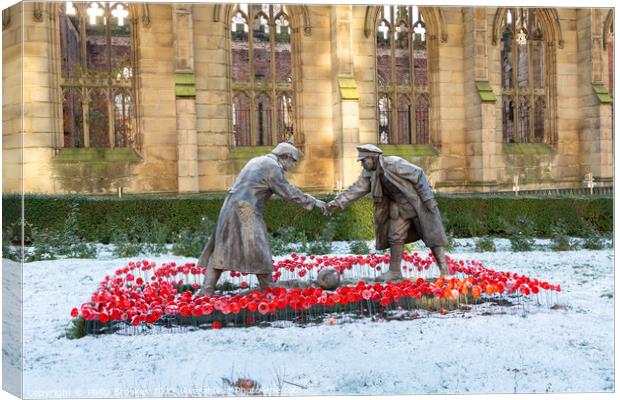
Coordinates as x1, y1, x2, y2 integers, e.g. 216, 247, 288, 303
230, 4, 296, 147
500, 8, 546, 143
58, 2, 137, 149
376, 5, 429, 145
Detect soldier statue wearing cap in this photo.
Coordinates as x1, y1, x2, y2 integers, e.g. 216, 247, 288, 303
324, 144, 451, 281
196, 143, 326, 296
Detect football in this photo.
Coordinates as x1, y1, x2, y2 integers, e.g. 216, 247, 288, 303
317, 267, 340, 290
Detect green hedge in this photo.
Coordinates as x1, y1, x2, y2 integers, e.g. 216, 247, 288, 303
2, 193, 613, 243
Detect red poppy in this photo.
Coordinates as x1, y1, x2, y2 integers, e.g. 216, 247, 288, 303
200, 304, 213, 315
179, 305, 191, 317
240, 281, 248, 289
70, 308, 79, 318
82, 308, 91, 320
151, 308, 163, 321
257, 302, 269, 315
212, 321, 221, 330
247, 301, 258, 312
98, 312, 110, 323
110, 308, 122, 320
230, 302, 241, 314
192, 306, 203, 317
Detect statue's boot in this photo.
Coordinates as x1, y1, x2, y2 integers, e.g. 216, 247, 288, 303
431, 246, 452, 277
377, 244, 404, 282
257, 273, 274, 291
196, 267, 222, 297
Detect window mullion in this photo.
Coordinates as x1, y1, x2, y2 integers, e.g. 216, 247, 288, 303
130, 16, 139, 151
409, 8, 415, 145
270, 11, 277, 146
79, 10, 90, 148
390, 9, 398, 144
249, 9, 256, 146
512, 31, 519, 144
527, 38, 535, 143
106, 6, 115, 148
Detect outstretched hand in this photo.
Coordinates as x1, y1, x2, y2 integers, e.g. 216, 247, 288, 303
322, 201, 340, 216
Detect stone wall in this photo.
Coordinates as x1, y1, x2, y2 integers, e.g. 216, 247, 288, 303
3, 3, 180, 194
192, 4, 334, 192
435, 7, 467, 189
1, 4, 613, 195
124, 3, 178, 193
293, 5, 335, 191
487, 8, 587, 190
2, 3, 23, 193
576, 8, 613, 185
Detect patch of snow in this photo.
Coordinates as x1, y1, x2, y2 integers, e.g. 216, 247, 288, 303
5, 239, 614, 397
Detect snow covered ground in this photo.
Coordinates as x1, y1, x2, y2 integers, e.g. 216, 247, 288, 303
4, 239, 614, 397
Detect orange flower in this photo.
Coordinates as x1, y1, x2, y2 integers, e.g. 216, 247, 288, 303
471, 285, 482, 298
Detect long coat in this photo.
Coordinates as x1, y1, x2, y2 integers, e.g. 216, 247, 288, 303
333, 156, 448, 250
197, 154, 316, 274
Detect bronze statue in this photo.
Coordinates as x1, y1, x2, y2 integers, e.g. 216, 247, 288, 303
324, 144, 451, 281
196, 143, 325, 296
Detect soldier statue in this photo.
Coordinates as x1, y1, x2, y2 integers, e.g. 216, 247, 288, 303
196, 143, 325, 296
324, 144, 451, 281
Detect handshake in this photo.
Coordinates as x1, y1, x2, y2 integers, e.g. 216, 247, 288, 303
314, 200, 340, 216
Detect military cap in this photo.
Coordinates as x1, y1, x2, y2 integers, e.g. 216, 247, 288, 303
272, 142, 301, 161
356, 144, 383, 161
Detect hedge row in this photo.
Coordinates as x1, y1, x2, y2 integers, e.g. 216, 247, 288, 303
2, 193, 613, 243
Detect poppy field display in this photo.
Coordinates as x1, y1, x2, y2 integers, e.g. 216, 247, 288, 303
71, 251, 561, 336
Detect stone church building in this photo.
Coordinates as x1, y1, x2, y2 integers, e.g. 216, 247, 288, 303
2, 2, 614, 194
